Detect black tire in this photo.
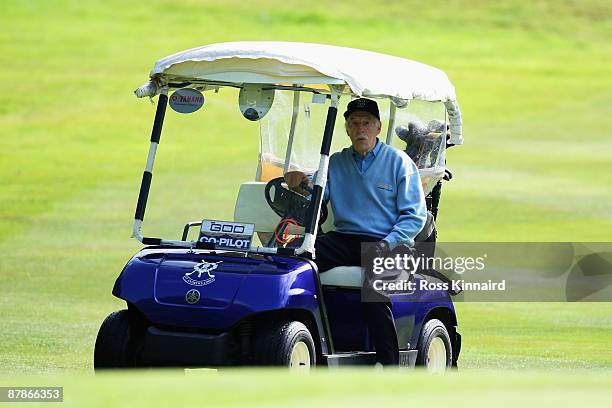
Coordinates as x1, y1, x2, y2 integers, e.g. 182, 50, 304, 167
416, 318, 452, 372
94, 309, 145, 370
253, 321, 316, 368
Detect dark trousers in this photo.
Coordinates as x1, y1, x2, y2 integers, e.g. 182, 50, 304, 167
314, 231, 400, 365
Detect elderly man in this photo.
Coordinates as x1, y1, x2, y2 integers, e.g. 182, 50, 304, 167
286, 98, 427, 366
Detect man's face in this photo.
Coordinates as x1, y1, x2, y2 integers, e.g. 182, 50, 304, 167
345, 111, 381, 156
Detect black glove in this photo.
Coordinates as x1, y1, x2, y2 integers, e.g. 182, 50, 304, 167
364, 241, 394, 302
366, 240, 390, 261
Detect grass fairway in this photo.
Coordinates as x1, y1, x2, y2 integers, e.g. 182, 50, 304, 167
0, 0, 611, 402
1, 369, 611, 407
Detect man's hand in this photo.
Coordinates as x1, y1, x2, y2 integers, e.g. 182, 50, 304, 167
284, 171, 312, 196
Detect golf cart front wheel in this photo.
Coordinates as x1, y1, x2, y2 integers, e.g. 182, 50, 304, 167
94, 309, 145, 370
254, 321, 316, 370
416, 318, 452, 373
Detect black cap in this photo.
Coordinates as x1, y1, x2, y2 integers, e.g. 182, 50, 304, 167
343, 98, 380, 120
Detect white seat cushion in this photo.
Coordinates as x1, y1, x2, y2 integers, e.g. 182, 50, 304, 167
234, 182, 280, 232
320, 266, 413, 289
320, 266, 363, 288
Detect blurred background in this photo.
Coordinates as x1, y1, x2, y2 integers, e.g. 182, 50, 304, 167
0, 0, 610, 403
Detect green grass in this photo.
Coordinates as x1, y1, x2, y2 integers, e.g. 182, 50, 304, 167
0, 0, 611, 401
0, 369, 611, 407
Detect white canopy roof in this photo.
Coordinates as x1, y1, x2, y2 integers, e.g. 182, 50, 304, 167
151, 41, 456, 101
138, 41, 463, 144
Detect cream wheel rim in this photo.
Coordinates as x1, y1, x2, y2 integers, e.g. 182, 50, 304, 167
289, 341, 311, 370
426, 337, 447, 373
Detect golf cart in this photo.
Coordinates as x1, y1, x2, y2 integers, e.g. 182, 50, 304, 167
94, 42, 464, 371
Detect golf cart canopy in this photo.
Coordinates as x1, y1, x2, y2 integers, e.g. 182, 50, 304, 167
136, 41, 462, 145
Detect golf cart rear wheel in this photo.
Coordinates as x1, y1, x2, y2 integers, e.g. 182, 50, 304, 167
94, 309, 145, 370
254, 321, 316, 369
416, 318, 452, 373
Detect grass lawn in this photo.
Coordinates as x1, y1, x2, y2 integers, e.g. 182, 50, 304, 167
0, 0, 611, 401
1, 369, 611, 407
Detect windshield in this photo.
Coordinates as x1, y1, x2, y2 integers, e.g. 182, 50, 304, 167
258, 90, 349, 179
141, 86, 327, 252
141, 86, 447, 252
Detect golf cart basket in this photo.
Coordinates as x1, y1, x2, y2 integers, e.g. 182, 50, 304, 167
133, 41, 463, 256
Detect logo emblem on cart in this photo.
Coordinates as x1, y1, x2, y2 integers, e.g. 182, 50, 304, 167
169, 88, 205, 114
185, 289, 200, 304
183, 260, 222, 286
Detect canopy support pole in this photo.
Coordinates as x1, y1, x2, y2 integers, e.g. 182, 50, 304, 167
283, 89, 300, 173
132, 87, 168, 245
298, 90, 340, 257
385, 102, 396, 145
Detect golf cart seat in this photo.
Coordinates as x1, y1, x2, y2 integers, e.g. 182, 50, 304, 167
319, 266, 363, 288
234, 181, 335, 235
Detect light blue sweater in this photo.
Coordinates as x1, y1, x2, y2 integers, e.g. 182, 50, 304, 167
324, 141, 427, 248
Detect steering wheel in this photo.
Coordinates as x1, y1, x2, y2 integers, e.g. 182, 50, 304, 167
264, 177, 328, 227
